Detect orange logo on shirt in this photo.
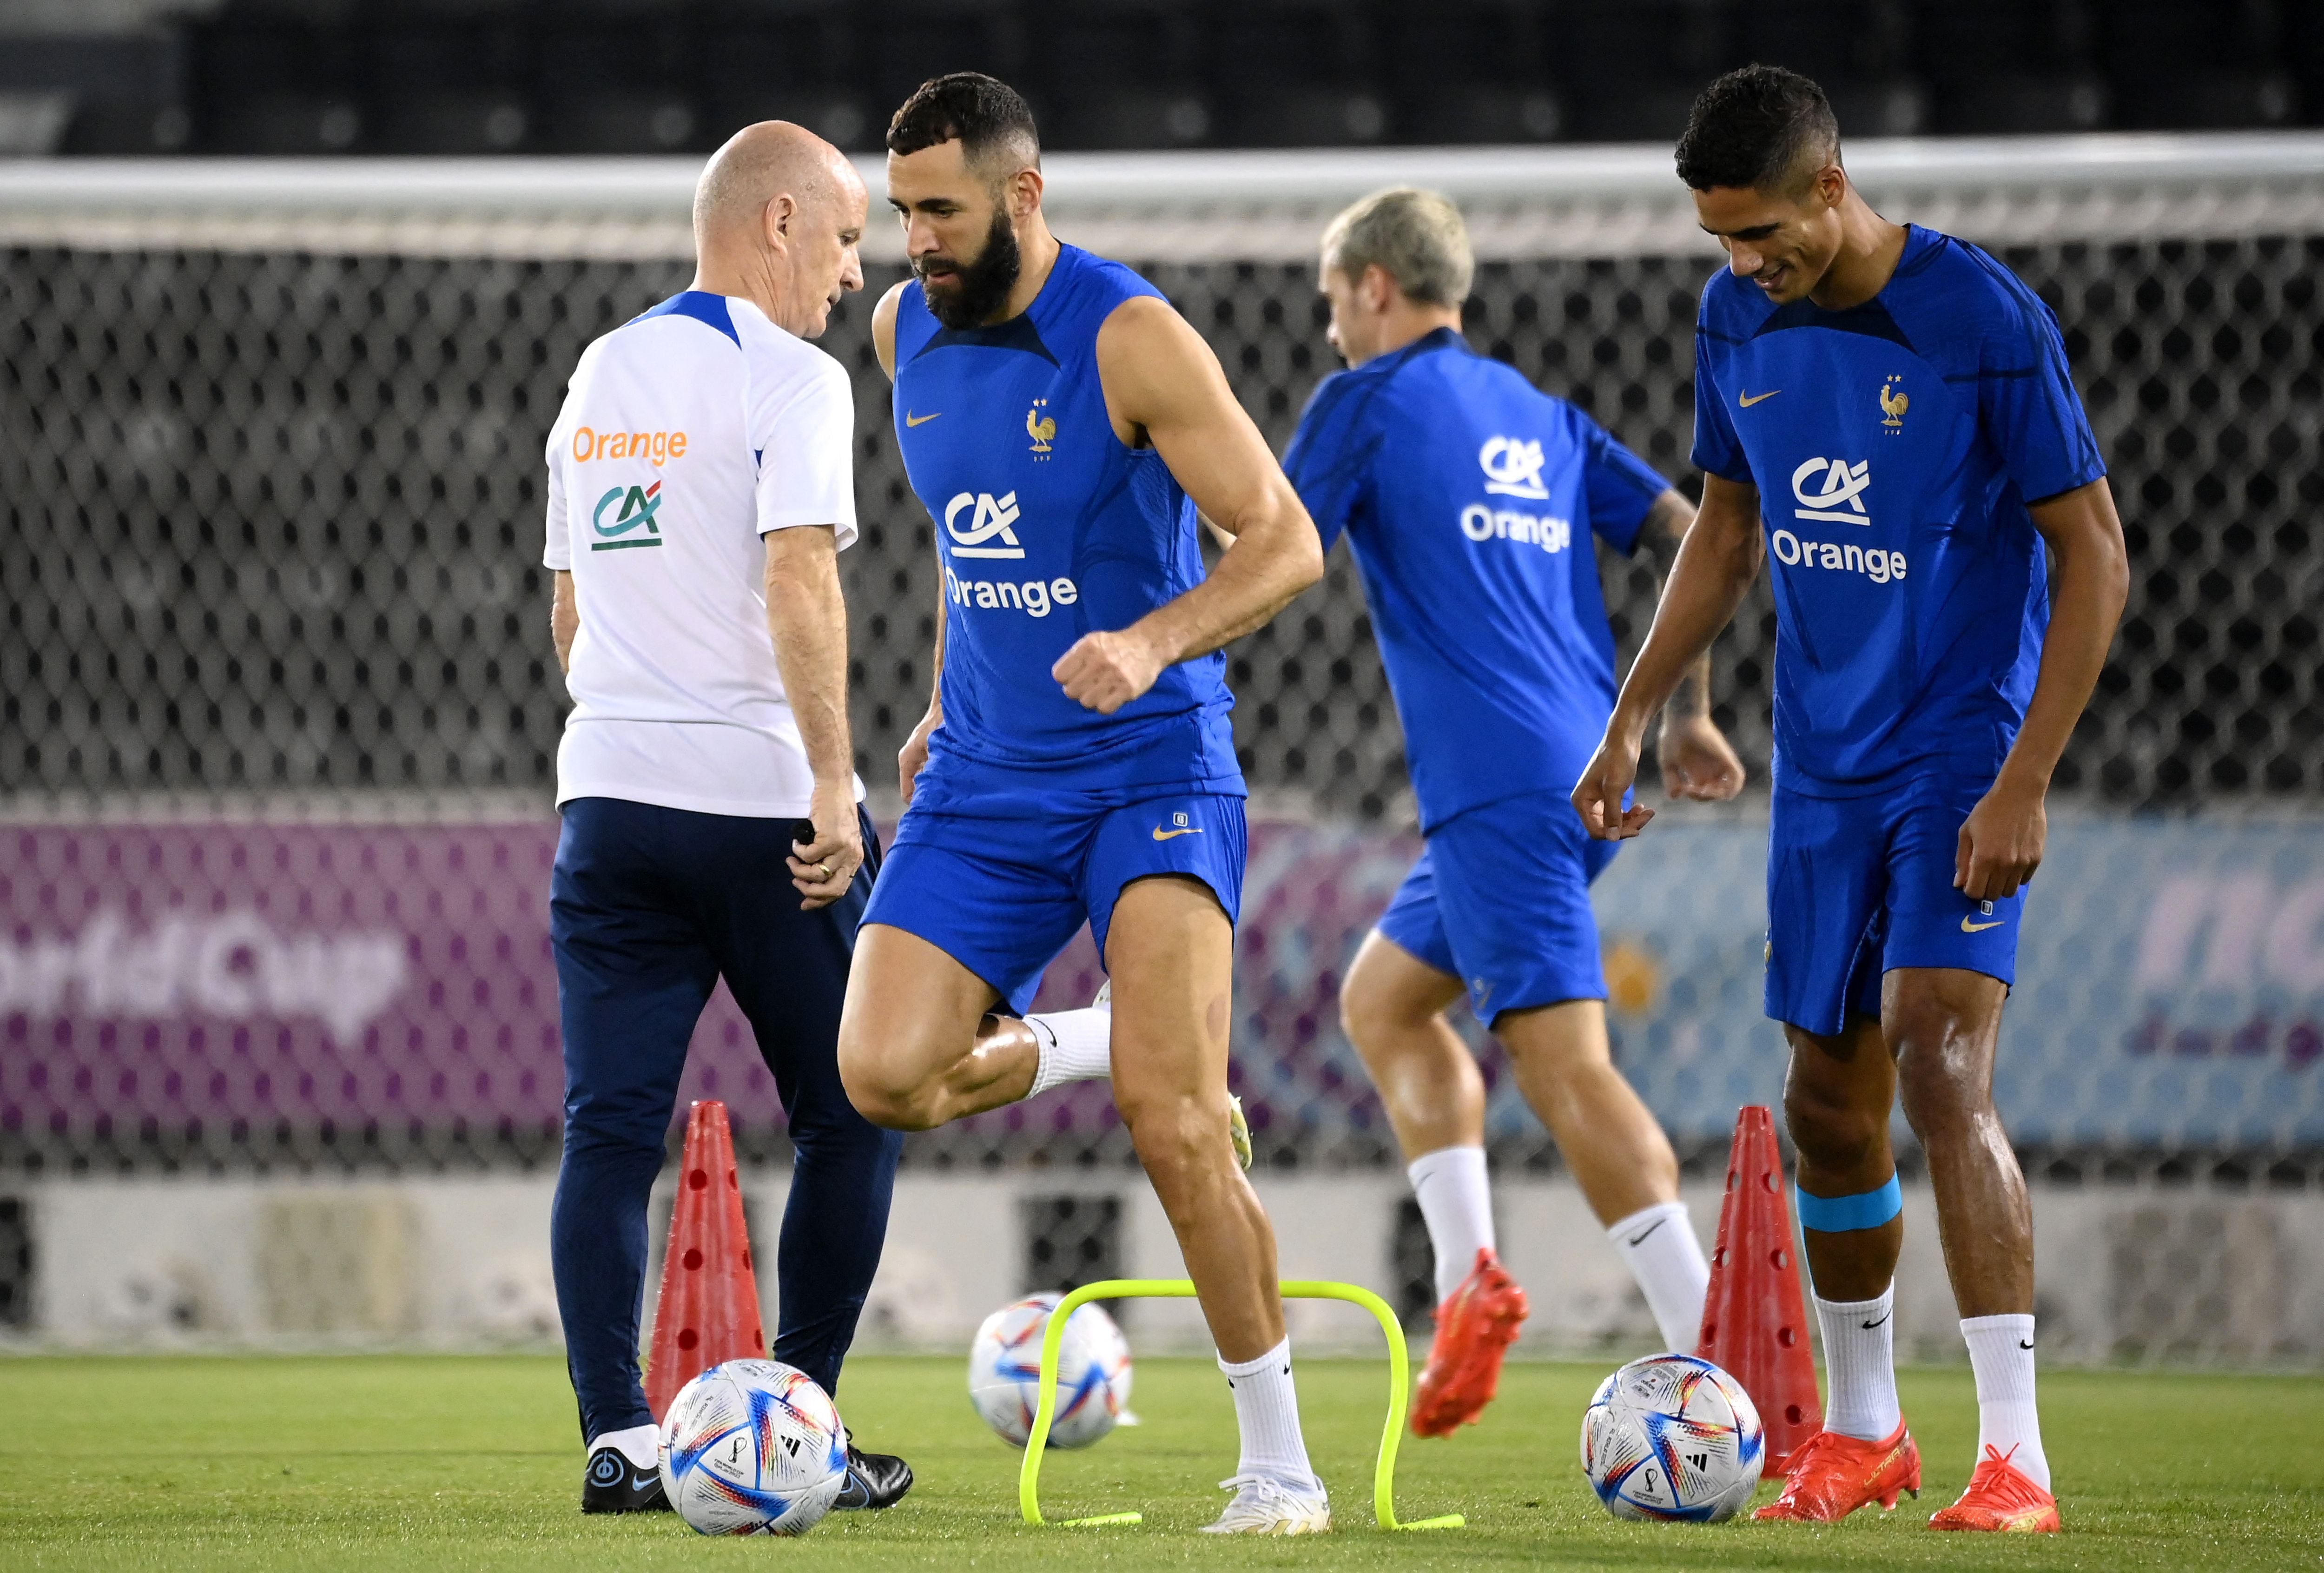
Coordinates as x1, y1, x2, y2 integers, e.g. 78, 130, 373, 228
572, 425, 688, 466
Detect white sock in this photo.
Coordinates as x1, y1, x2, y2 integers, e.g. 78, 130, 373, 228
1407, 1145, 1494, 1305
1606, 1200, 1710, 1353
589, 1423, 660, 1471
1218, 1338, 1320, 1494
1961, 1313, 2049, 1490
1025, 1008, 1111, 1097
1813, 1287, 1902, 1441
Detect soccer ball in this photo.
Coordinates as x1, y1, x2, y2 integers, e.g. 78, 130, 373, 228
657, 1359, 848, 1536
1580, 1353, 1763, 1523
967, 1291, 1133, 1448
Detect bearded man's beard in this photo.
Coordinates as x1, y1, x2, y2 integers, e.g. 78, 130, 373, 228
917, 210, 1022, 329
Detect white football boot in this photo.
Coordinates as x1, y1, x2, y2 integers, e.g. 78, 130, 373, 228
1199, 1474, 1332, 1535
1091, 979, 1251, 1170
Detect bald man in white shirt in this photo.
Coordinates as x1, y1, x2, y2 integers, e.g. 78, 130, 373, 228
543, 122, 910, 1516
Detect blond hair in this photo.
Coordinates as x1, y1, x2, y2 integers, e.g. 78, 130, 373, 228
1319, 186, 1473, 307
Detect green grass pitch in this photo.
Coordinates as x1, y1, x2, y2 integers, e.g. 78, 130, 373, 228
2, 1353, 2319, 1571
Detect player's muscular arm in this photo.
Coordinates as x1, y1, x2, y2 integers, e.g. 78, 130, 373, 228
1956, 477, 2128, 901
898, 575, 945, 805
875, 278, 946, 803
1637, 489, 1746, 803
1573, 473, 1764, 839
550, 570, 577, 674
1052, 297, 1326, 714
871, 280, 906, 381
763, 525, 864, 909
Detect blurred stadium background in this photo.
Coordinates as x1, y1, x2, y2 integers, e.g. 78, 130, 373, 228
2, 0, 2322, 1369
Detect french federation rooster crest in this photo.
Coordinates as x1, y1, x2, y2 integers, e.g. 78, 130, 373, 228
1880, 377, 1909, 429
1027, 398, 1056, 455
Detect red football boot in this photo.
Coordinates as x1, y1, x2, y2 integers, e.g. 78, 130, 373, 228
1928, 1445, 2061, 1533
1409, 1248, 1528, 1438
1753, 1420, 1922, 1522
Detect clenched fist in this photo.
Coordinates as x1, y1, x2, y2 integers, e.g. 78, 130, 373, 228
1052, 628, 1166, 714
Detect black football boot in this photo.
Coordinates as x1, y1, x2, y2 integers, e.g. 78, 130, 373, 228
831, 1431, 914, 1510
580, 1446, 672, 1514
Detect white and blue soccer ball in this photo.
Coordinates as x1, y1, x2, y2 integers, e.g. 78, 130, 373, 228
657, 1359, 848, 1536
967, 1292, 1133, 1449
1581, 1352, 1763, 1523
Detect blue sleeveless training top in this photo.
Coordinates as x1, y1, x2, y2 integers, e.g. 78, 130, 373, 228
893, 243, 1241, 802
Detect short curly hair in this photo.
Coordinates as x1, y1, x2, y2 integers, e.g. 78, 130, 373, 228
1674, 65, 1840, 193
886, 72, 1040, 179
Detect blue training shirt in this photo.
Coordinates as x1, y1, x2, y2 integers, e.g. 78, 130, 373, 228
1692, 224, 2106, 793
1283, 327, 1670, 831
893, 244, 1241, 806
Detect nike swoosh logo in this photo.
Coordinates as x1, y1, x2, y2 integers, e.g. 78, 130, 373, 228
1738, 389, 1782, 407
1151, 827, 1202, 841
905, 410, 941, 427
1862, 1312, 1891, 1329
1625, 1217, 1667, 1248
2018, 1338, 2034, 1350
1961, 917, 2005, 932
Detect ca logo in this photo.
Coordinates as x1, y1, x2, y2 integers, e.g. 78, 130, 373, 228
1479, 436, 1549, 500
1791, 457, 1873, 525
590, 481, 665, 552
944, 490, 1025, 559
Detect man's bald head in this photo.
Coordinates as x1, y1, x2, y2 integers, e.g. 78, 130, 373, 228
693, 120, 861, 247
690, 120, 867, 340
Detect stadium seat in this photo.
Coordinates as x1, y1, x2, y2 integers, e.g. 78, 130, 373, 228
373, 93, 532, 155
3, 32, 192, 153
364, 22, 532, 154
1569, 84, 1702, 145
1211, 1, 1381, 146
2099, 1, 2297, 130
206, 93, 364, 155
1229, 87, 1391, 148
1821, 80, 1931, 139
1400, 86, 1565, 146
1934, 75, 2111, 135
538, 93, 701, 154
1032, 2, 1208, 149
698, 15, 877, 152
1919, 0, 2112, 134
12, 0, 2321, 159
1051, 90, 1214, 151
868, 0, 1020, 119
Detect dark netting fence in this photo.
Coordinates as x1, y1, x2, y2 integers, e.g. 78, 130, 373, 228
2, 161, 2322, 1193
5, 238, 2319, 813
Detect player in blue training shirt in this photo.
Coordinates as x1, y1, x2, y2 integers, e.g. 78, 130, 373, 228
1574, 67, 2127, 1532
1281, 187, 1746, 1438
832, 75, 1336, 1535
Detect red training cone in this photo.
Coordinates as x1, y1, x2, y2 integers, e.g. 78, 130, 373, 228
1695, 1104, 1823, 1475
644, 1100, 766, 1421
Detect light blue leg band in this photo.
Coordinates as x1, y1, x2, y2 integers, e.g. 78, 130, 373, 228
1795, 1175, 1903, 1233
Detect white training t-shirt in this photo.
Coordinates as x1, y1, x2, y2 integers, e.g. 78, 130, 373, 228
544, 290, 864, 819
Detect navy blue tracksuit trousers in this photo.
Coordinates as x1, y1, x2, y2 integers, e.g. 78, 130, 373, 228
548, 795, 900, 1444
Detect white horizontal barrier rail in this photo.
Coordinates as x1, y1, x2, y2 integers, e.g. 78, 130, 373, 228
2, 132, 2322, 260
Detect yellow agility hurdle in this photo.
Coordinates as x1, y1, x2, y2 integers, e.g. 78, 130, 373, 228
1017, 1277, 1465, 1532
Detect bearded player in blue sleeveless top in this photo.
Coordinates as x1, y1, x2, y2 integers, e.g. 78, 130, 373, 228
1574, 68, 2127, 1533
834, 75, 1334, 1534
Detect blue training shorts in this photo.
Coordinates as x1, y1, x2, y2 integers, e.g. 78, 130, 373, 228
863, 788, 1248, 1015
1377, 792, 1620, 1025
1765, 771, 2026, 1038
